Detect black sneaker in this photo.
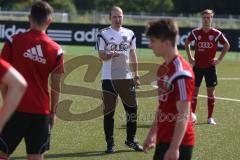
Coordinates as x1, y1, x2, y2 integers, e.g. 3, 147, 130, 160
125, 140, 143, 152
105, 145, 115, 153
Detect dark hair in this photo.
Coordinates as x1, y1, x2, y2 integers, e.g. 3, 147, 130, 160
30, 1, 53, 26
146, 19, 179, 46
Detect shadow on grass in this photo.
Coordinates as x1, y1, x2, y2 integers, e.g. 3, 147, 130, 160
195, 122, 209, 126
12, 149, 135, 159
117, 124, 152, 129
118, 122, 210, 129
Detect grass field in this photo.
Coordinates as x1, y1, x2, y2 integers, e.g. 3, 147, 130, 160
2, 45, 240, 160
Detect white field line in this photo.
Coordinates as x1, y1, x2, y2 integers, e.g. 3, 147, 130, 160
218, 77, 240, 80
199, 94, 240, 102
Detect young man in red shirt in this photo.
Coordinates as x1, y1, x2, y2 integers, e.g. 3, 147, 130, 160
143, 19, 195, 160
0, 59, 27, 133
185, 9, 230, 125
0, 1, 64, 160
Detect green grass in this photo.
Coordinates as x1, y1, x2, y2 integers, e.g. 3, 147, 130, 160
1, 44, 240, 160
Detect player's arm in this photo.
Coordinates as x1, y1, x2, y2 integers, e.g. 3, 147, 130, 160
0, 67, 27, 131
50, 70, 63, 127
96, 32, 119, 61
164, 101, 190, 160
164, 76, 193, 160
98, 50, 120, 61
50, 51, 64, 127
130, 49, 140, 87
143, 106, 159, 153
50, 72, 62, 113
184, 39, 195, 65
50, 71, 62, 128
215, 37, 230, 65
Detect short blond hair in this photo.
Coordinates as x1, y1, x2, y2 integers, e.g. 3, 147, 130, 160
109, 6, 123, 17
201, 9, 214, 16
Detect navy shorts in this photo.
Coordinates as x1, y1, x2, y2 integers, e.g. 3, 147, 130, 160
193, 65, 218, 87
0, 112, 51, 154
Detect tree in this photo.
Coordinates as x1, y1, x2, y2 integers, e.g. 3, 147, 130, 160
94, 0, 174, 13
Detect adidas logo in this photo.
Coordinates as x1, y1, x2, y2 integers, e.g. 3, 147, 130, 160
23, 45, 46, 64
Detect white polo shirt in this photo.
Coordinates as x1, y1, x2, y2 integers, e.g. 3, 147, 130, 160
96, 26, 136, 80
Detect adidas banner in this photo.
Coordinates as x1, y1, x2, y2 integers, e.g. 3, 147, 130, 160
0, 20, 239, 51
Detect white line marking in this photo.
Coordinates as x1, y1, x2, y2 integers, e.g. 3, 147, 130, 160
218, 77, 240, 80
199, 94, 240, 102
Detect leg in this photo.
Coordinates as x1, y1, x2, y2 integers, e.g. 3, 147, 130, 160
116, 79, 137, 142
0, 112, 29, 157
27, 154, 44, 160
192, 66, 204, 113
117, 79, 143, 151
153, 143, 169, 160
205, 66, 217, 124
191, 87, 199, 113
179, 145, 193, 160
0, 151, 9, 160
207, 87, 216, 118
102, 80, 118, 149
25, 114, 50, 157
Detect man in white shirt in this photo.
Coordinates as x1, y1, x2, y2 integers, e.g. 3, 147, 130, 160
96, 6, 143, 153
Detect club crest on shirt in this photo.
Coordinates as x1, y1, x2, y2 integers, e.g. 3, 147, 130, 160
110, 37, 115, 41
122, 36, 128, 42
198, 35, 202, 40
209, 35, 214, 41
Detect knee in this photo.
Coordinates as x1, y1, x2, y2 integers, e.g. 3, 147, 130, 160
27, 154, 43, 160
0, 151, 9, 160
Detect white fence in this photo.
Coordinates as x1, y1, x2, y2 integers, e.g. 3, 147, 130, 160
0, 10, 69, 22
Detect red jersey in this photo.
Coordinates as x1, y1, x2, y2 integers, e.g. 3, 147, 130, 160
0, 59, 11, 81
156, 55, 195, 146
187, 28, 227, 68
1, 29, 64, 114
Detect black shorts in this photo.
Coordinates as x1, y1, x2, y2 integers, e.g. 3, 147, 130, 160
153, 143, 193, 160
0, 112, 51, 154
193, 65, 218, 87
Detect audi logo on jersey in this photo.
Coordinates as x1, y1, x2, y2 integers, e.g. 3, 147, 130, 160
105, 42, 130, 52
197, 42, 213, 48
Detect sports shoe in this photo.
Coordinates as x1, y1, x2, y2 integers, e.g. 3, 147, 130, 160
207, 117, 216, 125
125, 140, 143, 152
191, 113, 197, 124
105, 145, 115, 153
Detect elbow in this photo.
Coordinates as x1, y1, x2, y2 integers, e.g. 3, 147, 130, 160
51, 84, 61, 93
19, 79, 28, 93
227, 43, 230, 51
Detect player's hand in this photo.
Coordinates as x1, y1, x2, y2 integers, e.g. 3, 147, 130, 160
143, 134, 156, 153
212, 58, 221, 65
134, 76, 140, 89
164, 147, 179, 160
50, 112, 57, 128
189, 58, 195, 66
109, 51, 120, 58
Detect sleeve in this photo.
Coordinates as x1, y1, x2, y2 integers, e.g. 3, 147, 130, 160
1, 40, 13, 63
173, 77, 194, 102
130, 34, 136, 50
217, 33, 228, 45
53, 48, 64, 74
96, 33, 107, 51
187, 30, 196, 42
0, 59, 11, 82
